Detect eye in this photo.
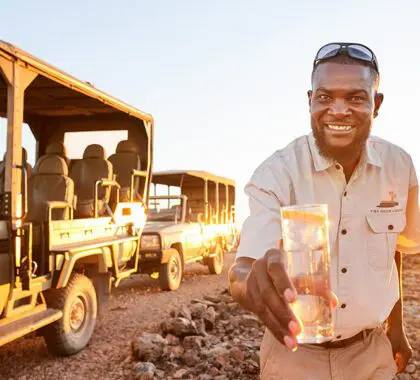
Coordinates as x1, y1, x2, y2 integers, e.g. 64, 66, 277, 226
350, 96, 365, 102
317, 94, 331, 101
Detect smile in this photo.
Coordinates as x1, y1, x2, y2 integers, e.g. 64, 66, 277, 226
326, 124, 353, 132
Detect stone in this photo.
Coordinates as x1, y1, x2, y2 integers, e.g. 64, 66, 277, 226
176, 304, 192, 320
183, 336, 203, 350
203, 307, 216, 331
132, 333, 167, 362
166, 333, 181, 346
173, 368, 189, 379
133, 362, 156, 380
163, 344, 185, 360
230, 346, 245, 361
239, 314, 262, 328
161, 317, 198, 337
182, 350, 200, 367
189, 303, 207, 319
405, 364, 416, 374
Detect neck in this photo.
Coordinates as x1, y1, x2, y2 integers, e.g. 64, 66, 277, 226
338, 150, 363, 182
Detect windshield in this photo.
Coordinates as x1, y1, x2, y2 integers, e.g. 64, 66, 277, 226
148, 198, 182, 222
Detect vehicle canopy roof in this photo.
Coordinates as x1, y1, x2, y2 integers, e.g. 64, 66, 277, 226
152, 170, 235, 188
0, 40, 153, 153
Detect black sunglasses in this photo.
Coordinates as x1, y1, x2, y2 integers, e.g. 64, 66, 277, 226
313, 43, 379, 73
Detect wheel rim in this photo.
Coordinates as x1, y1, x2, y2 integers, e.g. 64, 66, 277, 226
69, 296, 86, 332
170, 256, 180, 281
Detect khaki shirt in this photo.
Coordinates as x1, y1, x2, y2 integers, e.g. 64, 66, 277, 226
237, 133, 419, 340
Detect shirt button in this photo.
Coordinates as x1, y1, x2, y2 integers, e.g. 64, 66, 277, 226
335, 164, 341, 170
341, 267, 347, 273
388, 225, 394, 231
343, 191, 347, 197
341, 303, 347, 309
336, 335, 342, 339
341, 229, 347, 235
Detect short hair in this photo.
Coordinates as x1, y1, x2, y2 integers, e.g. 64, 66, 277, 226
311, 53, 379, 89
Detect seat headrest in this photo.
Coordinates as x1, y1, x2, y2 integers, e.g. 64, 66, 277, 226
83, 144, 105, 159
22, 147, 28, 163
46, 142, 67, 157
36, 155, 68, 176
116, 140, 139, 154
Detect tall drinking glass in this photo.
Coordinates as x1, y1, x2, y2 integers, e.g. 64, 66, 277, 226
280, 204, 334, 343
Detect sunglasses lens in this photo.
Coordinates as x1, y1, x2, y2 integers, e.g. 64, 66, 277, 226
316, 43, 341, 60
348, 45, 373, 61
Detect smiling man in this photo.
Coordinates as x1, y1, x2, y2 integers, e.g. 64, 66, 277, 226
229, 43, 419, 379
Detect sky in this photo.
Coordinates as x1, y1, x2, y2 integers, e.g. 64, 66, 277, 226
1, 0, 420, 227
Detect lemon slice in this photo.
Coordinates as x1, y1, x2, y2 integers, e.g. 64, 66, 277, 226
282, 210, 326, 225
292, 297, 319, 323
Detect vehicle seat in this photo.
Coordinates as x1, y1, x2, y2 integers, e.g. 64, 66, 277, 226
0, 148, 32, 194
45, 141, 70, 168
27, 155, 74, 222
70, 144, 113, 218
108, 140, 142, 201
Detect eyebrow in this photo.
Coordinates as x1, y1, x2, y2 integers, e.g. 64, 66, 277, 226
315, 87, 369, 96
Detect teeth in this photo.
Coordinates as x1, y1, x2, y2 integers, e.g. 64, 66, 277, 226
327, 125, 352, 131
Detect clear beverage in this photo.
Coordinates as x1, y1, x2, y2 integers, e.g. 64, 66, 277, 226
280, 204, 334, 343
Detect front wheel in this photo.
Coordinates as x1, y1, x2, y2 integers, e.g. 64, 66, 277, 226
207, 242, 224, 275
43, 273, 97, 356
159, 249, 183, 291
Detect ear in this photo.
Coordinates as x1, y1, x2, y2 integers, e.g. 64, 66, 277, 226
307, 90, 313, 109
373, 93, 384, 118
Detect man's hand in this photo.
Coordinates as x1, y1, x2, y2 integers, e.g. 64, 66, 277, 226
228, 247, 337, 351
228, 249, 300, 350
386, 324, 413, 373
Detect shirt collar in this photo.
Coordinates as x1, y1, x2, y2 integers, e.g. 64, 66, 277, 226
307, 133, 383, 172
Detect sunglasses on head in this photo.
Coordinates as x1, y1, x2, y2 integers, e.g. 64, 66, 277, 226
313, 43, 379, 73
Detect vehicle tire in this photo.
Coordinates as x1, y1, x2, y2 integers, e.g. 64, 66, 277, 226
159, 248, 183, 291
42, 273, 97, 356
207, 242, 224, 275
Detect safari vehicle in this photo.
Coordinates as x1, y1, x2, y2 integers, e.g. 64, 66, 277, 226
0, 41, 153, 355
138, 171, 236, 290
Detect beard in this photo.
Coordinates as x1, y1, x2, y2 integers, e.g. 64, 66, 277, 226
311, 123, 370, 164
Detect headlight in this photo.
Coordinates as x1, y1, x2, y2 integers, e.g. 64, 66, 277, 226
140, 234, 161, 249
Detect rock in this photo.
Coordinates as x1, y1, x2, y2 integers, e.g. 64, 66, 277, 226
210, 367, 220, 376
191, 298, 216, 307
194, 318, 207, 336
204, 295, 221, 303
154, 369, 166, 378
405, 363, 416, 374
162, 317, 198, 337
215, 302, 228, 313
239, 314, 262, 328
189, 303, 207, 319
182, 350, 200, 367
203, 307, 216, 331
175, 304, 193, 320
132, 333, 167, 362
173, 368, 189, 379
163, 344, 185, 360
230, 346, 245, 361
133, 362, 156, 380
183, 336, 203, 350
166, 333, 181, 346
218, 295, 233, 303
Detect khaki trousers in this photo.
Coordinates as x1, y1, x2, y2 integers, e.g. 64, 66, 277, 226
260, 327, 397, 380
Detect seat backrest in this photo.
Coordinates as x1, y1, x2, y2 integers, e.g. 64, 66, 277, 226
70, 144, 113, 201
46, 141, 70, 168
108, 140, 141, 187
0, 148, 32, 194
27, 155, 74, 221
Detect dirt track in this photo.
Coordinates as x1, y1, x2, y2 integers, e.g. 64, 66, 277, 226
0, 253, 236, 380
0, 253, 418, 380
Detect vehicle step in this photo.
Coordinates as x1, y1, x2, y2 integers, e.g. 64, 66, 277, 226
0, 308, 63, 347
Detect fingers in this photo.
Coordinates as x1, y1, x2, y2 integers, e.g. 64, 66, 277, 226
266, 248, 297, 302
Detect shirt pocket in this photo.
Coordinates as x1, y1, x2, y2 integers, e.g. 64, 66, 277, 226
365, 211, 406, 271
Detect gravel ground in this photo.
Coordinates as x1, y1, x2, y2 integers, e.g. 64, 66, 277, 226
0, 252, 418, 380
0, 253, 236, 380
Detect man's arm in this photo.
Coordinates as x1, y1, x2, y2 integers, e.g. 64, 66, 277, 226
385, 251, 412, 373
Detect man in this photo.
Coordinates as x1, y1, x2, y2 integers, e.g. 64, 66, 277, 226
229, 43, 418, 379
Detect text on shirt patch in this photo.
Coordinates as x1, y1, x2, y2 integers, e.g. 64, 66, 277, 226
371, 191, 402, 213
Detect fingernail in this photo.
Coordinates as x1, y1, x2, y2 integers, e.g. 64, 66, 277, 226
284, 336, 297, 351
284, 288, 295, 303
288, 320, 301, 336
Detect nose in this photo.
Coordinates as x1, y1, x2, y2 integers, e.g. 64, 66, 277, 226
328, 99, 351, 119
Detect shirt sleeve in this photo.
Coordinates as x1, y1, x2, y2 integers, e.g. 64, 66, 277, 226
397, 156, 420, 254
236, 163, 288, 260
